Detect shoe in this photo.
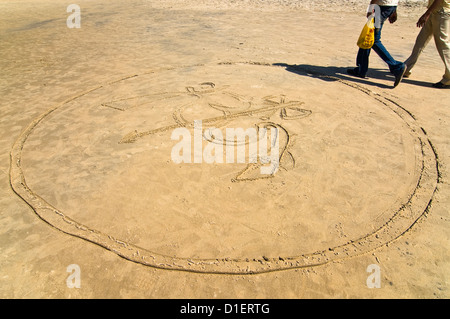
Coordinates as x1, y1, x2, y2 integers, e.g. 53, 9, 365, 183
347, 68, 366, 78
394, 64, 407, 88
432, 81, 450, 89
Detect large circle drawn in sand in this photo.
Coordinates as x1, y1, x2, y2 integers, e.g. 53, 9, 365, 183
10, 62, 438, 274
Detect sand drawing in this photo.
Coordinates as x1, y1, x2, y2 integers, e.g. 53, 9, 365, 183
9, 62, 439, 274
115, 82, 311, 182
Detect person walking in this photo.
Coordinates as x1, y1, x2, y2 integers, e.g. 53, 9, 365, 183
404, 0, 450, 89
348, 0, 407, 87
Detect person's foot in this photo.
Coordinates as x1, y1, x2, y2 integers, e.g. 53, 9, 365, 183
347, 68, 366, 79
394, 64, 407, 88
432, 81, 450, 89
402, 62, 411, 78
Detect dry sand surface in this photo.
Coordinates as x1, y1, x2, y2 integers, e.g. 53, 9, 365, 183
1, 0, 449, 298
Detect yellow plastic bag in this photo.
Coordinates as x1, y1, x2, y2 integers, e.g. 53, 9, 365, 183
357, 18, 375, 49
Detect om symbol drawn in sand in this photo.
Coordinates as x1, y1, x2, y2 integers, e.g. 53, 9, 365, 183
104, 82, 312, 182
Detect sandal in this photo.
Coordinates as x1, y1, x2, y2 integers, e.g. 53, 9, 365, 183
432, 82, 450, 89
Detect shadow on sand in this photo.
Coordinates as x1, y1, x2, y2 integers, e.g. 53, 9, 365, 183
273, 63, 433, 89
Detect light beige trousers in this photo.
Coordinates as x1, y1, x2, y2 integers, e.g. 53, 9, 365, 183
405, 9, 450, 85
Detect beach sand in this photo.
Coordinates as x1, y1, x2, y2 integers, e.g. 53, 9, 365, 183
0, 0, 448, 298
